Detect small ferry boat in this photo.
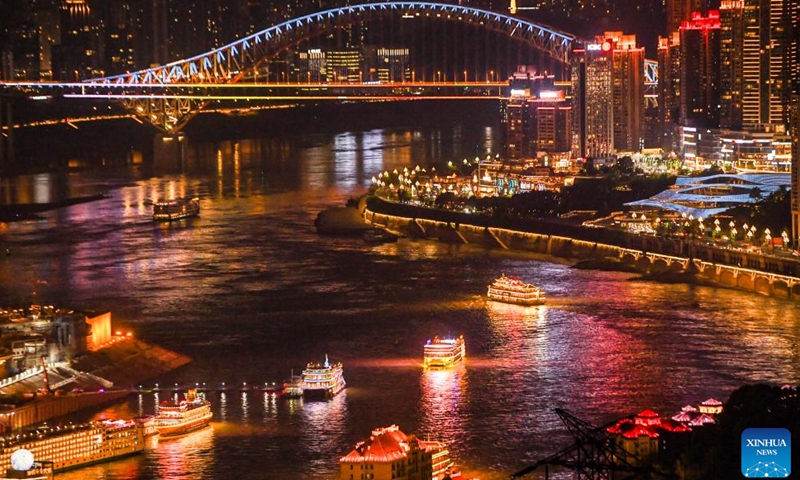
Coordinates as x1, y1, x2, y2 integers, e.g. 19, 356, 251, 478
0, 418, 153, 473
154, 389, 212, 437
423, 335, 466, 368
153, 197, 200, 221
487, 274, 546, 306
301, 355, 346, 399
281, 371, 304, 398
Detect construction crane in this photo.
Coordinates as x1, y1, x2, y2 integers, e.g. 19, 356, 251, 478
511, 409, 678, 480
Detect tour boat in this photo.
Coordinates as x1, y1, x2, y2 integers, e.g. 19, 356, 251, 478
0, 418, 154, 473
487, 274, 546, 305
281, 371, 304, 398
301, 355, 346, 399
153, 197, 200, 221
423, 335, 466, 369
154, 389, 212, 437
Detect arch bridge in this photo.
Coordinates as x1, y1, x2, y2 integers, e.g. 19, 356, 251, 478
2, 2, 578, 132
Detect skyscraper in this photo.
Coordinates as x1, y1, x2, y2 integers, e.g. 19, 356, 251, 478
680, 10, 721, 128
658, 32, 682, 150
608, 32, 645, 152
571, 33, 644, 156
719, 0, 744, 129
741, 0, 792, 131
667, 0, 702, 35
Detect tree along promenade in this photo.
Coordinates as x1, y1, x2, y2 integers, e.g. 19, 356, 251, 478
365, 196, 800, 299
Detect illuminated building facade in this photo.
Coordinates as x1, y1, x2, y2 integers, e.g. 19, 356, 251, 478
584, 53, 614, 156
533, 94, 572, 154
719, 0, 744, 129
667, 0, 703, 36
326, 51, 362, 83
297, 49, 326, 83
792, 93, 799, 245
680, 11, 721, 129
572, 33, 644, 157
740, 0, 793, 131
339, 425, 451, 480
375, 48, 411, 83
51, 0, 101, 80
503, 67, 571, 159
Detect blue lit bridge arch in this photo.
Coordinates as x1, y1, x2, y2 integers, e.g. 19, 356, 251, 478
92, 2, 577, 87
69, 2, 577, 131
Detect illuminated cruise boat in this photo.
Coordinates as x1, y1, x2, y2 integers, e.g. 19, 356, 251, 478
0, 418, 153, 473
423, 336, 466, 369
487, 274, 546, 306
154, 389, 212, 437
281, 371, 304, 398
301, 355, 346, 399
153, 197, 200, 221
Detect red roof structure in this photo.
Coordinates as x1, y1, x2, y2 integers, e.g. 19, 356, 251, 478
634, 409, 661, 427
340, 425, 412, 463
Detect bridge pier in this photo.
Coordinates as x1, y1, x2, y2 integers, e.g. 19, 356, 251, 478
153, 132, 188, 173
0, 96, 14, 170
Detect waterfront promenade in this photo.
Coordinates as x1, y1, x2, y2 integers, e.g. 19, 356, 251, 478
364, 196, 800, 299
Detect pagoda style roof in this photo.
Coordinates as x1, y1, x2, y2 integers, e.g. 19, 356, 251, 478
340, 425, 413, 464
636, 409, 660, 419
700, 398, 722, 406
658, 419, 692, 433
689, 413, 716, 426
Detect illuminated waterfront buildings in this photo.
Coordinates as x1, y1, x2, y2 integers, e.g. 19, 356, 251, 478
339, 425, 456, 480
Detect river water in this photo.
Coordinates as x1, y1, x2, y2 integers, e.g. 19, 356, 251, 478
0, 105, 798, 480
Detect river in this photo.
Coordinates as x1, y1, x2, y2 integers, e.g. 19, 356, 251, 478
0, 103, 798, 480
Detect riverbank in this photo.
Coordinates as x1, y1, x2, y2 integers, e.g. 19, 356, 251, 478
363, 196, 800, 299
0, 193, 110, 222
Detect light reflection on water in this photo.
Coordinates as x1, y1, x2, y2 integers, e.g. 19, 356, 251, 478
2, 118, 800, 479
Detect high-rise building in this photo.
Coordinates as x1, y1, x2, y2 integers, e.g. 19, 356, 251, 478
297, 49, 326, 83
667, 0, 703, 35
51, 0, 101, 80
503, 67, 571, 158
741, 0, 793, 131
572, 33, 644, 156
658, 32, 682, 150
375, 48, 411, 83
719, 0, 744, 129
584, 53, 615, 156
326, 50, 361, 83
792, 93, 799, 246
679, 10, 721, 128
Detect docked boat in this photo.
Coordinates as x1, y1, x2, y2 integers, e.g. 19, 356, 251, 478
153, 197, 200, 221
154, 389, 212, 437
301, 355, 346, 399
423, 335, 466, 369
487, 274, 546, 305
0, 418, 153, 473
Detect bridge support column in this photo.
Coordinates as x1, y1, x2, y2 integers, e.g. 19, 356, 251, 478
0, 96, 13, 170
153, 132, 188, 173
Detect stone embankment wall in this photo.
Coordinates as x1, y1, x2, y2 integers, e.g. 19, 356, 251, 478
4, 390, 129, 431
364, 197, 800, 300
0, 338, 192, 431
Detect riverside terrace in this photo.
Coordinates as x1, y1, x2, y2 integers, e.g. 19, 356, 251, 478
364, 196, 800, 298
